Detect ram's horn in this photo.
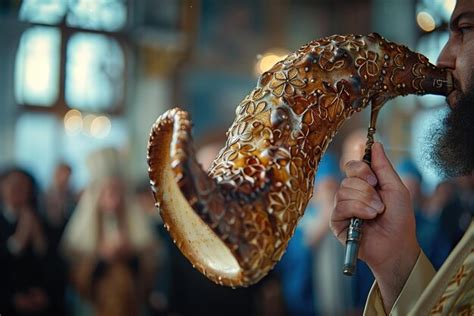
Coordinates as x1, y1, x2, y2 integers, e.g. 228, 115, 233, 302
147, 33, 452, 287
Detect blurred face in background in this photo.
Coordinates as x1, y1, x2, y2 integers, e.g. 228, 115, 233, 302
0, 171, 33, 212
99, 178, 125, 215
54, 164, 72, 189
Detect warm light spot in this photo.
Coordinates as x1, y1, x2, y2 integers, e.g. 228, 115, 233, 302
443, 0, 455, 15
64, 109, 82, 121
254, 49, 289, 76
417, 11, 436, 32
82, 114, 96, 135
90, 115, 111, 138
64, 109, 83, 135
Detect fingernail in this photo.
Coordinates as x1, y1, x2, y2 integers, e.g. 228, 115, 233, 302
367, 175, 378, 186
366, 207, 377, 215
371, 200, 385, 212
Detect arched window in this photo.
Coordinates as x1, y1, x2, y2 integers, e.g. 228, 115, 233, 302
14, 0, 128, 189
15, 0, 127, 113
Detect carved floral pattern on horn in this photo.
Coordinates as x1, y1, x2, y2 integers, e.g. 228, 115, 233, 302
147, 33, 453, 287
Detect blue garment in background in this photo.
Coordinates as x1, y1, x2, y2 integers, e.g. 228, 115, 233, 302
276, 221, 315, 316
415, 211, 451, 270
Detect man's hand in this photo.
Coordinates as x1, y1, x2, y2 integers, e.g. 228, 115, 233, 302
330, 142, 420, 313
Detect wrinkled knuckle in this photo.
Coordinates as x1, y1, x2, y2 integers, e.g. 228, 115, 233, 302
344, 160, 359, 171
334, 189, 344, 202
354, 162, 370, 175
353, 200, 367, 213
340, 177, 352, 188
360, 190, 373, 204
333, 202, 345, 216
345, 160, 370, 177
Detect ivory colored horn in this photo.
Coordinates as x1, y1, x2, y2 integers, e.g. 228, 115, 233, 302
147, 33, 452, 287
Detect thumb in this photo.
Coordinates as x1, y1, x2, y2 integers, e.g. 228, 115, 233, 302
370, 142, 404, 189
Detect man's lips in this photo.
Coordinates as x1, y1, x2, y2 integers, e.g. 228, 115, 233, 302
446, 74, 460, 110
446, 90, 458, 110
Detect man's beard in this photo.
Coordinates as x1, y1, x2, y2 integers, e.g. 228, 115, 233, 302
427, 87, 474, 178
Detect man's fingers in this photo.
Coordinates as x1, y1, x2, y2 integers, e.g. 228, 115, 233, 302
330, 199, 379, 242
344, 160, 378, 187
336, 187, 385, 214
371, 142, 405, 189
340, 177, 382, 199
332, 199, 380, 222
329, 220, 349, 242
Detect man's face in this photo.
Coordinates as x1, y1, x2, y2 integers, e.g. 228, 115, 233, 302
431, 0, 474, 177
438, 0, 474, 107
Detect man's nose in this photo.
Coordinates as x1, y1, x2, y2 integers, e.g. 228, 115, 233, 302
437, 38, 456, 69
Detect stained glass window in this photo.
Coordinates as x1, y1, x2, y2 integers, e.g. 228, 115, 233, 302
19, 0, 127, 31
15, 26, 61, 106
16, 0, 127, 111
19, 0, 66, 25
14, 0, 129, 190
66, 0, 127, 31
66, 33, 125, 112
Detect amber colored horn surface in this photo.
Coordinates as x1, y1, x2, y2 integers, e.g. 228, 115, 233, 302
147, 33, 452, 287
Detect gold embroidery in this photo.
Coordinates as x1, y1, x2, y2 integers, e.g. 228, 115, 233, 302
448, 265, 468, 287
429, 246, 473, 315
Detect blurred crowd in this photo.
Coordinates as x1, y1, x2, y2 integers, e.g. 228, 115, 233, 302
1, 135, 472, 316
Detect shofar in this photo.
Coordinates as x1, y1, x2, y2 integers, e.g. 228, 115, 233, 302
147, 33, 452, 287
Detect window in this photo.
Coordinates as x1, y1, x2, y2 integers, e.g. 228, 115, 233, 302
66, 33, 125, 112
15, 26, 61, 106
14, 0, 128, 189
15, 0, 127, 113
19, 0, 67, 25
66, 0, 127, 31
19, 0, 126, 31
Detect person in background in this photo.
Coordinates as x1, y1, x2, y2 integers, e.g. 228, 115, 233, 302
42, 162, 77, 315
44, 162, 77, 246
0, 167, 51, 316
302, 152, 350, 316
61, 148, 157, 316
438, 175, 474, 250
135, 181, 169, 316
396, 158, 425, 210
276, 183, 315, 316
397, 158, 451, 270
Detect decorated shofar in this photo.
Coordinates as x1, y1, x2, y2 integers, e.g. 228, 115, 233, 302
147, 33, 452, 287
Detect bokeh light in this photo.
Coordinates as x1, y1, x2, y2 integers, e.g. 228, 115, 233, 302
254, 49, 289, 76
417, 11, 436, 32
82, 114, 96, 136
90, 115, 112, 138
64, 109, 83, 135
